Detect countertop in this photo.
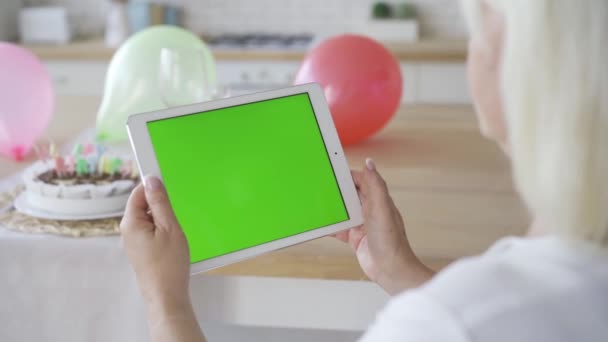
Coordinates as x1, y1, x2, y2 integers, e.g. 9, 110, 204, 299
24, 39, 467, 62
0, 96, 528, 280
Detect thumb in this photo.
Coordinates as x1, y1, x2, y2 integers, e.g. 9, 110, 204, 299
364, 158, 389, 197
144, 175, 180, 231
362, 158, 395, 214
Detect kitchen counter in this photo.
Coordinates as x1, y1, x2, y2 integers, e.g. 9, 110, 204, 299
24, 39, 467, 62
0, 96, 528, 281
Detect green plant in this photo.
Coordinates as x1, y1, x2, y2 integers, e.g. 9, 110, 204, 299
372, 2, 393, 19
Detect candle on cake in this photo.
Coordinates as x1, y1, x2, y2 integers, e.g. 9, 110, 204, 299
33, 142, 139, 179
64, 155, 75, 174
120, 159, 132, 177
75, 158, 88, 176
72, 143, 84, 156
86, 155, 98, 174
21, 142, 140, 216
49, 143, 58, 159
110, 158, 123, 175
83, 143, 95, 155
97, 155, 106, 175
130, 160, 139, 178
54, 156, 65, 177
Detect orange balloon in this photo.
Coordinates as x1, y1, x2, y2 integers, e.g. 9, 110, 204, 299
295, 35, 402, 145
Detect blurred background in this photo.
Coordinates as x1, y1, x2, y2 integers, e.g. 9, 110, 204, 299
2, 2, 524, 342
0, 0, 469, 102
5, 0, 466, 38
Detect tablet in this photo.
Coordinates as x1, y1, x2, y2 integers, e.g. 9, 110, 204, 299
126, 83, 362, 274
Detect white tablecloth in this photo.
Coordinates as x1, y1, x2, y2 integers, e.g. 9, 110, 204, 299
0, 175, 149, 341
0, 163, 386, 340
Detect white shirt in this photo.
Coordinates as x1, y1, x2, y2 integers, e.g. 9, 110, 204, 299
360, 236, 608, 341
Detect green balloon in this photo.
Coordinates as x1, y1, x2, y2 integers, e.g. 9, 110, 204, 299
96, 25, 217, 142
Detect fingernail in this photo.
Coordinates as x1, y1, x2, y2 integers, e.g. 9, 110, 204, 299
365, 158, 376, 171
144, 175, 162, 192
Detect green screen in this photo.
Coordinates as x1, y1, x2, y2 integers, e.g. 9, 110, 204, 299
147, 93, 349, 263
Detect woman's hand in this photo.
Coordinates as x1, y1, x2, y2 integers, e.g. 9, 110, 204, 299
120, 177, 205, 342
334, 159, 434, 295
120, 177, 191, 312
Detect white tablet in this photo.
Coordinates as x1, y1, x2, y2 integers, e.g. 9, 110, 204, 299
126, 83, 362, 274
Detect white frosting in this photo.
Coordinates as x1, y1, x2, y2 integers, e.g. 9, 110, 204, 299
62, 184, 93, 199
22, 160, 137, 215
41, 183, 61, 197
24, 177, 42, 193
25, 192, 130, 215
113, 180, 135, 195
90, 184, 116, 199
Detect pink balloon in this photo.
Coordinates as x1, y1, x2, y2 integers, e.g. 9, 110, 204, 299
0, 43, 54, 161
294, 35, 402, 145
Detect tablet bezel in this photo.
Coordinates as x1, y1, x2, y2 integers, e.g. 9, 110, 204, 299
126, 83, 363, 275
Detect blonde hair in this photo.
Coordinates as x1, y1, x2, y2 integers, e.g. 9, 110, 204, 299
461, 0, 608, 247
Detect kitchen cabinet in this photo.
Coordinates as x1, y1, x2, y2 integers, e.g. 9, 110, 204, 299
216, 60, 300, 96
399, 62, 470, 104
416, 63, 470, 103
45, 61, 108, 96
45, 60, 302, 98
44, 59, 470, 104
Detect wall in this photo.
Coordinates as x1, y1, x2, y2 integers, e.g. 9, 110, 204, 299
0, 0, 22, 41
26, 0, 467, 39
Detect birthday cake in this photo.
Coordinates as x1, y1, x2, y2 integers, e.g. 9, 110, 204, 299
21, 144, 139, 216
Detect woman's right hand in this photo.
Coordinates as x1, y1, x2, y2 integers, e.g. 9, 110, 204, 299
333, 158, 434, 295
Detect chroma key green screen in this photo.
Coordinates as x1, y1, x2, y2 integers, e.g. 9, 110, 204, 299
147, 93, 349, 263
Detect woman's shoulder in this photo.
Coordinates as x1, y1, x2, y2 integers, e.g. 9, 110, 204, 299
361, 236, 608, 341
422, 235, 608, 307
400, 235, 608, 340
363, 237, 608, 341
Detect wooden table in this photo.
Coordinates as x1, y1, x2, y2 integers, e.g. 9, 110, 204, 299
0, 96, 529, 281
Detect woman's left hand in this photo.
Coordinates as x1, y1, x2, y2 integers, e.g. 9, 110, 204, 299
120, 176, 191, 312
